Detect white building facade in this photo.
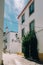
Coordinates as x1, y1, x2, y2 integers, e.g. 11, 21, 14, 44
3, 31, 22, 53
0, 0, 4, 64
18, 0, 43, 60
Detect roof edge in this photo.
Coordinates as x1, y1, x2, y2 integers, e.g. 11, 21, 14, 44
17, 0, 32, 19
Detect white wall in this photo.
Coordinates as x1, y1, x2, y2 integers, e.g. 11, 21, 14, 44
6, 33, 10, 52
36, 30, 43, 53
6, 32, 22, 53
18, 0, 43, 53
35, 0, 43, 32
18, 0, 34, 39
35, 0, 43, 53
0, 0, 4, 63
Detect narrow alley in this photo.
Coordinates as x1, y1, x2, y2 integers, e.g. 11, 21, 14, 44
2, 53, 40, 65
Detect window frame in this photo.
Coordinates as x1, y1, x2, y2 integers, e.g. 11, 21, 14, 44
29, 20, 35, 32
22, 13, 25, 24
22, 28, 25, 37
29, 1, 34, 16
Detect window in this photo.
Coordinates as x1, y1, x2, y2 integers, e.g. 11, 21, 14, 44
15, 34, 18, 38
22, 13, 25, 23
29, 20, 35, 32
22, 28, 25, 37
29, 1, 34, 16
4, 39, 7, 43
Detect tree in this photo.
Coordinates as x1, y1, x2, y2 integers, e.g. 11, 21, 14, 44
22, 31, 39, 60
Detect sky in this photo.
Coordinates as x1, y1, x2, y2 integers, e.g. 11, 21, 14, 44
4, 0, 29, 32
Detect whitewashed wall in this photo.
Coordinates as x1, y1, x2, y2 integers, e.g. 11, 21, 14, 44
0, 0, 4, 64
6, 32, 22, 53
35, 0, 43, 53
18, 0, 43, 54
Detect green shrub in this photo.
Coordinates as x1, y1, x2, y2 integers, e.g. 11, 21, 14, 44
22, 31, 39, 60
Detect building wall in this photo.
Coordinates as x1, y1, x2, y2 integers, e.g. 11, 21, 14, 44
0, 0, 4, 63
36, 30, 43, 60
35, 0, 43, 32
6, 32, 10, 52
35, 0, 43, 60
6, 32, 22, 53
18, 0, 43, 60
9, 32, 22, 53
18, 0, 34, 39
